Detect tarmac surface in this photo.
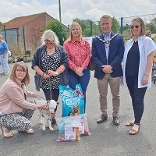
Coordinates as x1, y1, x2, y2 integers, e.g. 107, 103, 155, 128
0, 62, 156, 156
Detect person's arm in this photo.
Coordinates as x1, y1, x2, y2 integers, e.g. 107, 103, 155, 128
5, 83, 42, 110
92, 37, 104, 68
81, 41, 91, 69
48, 46, 68, 77
141, 52, 154, 86
144, 52, 155, 76
63, 41, 77, 71
2, 41, 9, 58
110, 36, 125, 70
26, 90, 42, 99
32, 46, 50, 79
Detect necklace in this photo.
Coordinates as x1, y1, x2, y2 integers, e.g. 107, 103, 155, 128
96, 34, 118, 48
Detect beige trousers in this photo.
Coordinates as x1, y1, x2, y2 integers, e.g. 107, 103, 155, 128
97, 74, 120, 117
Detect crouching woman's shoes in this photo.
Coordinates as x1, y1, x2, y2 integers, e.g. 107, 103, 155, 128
0, 126, 13, 138
18, 128, 34, 134
97, 115, 108, 124
129, 124, 140, 135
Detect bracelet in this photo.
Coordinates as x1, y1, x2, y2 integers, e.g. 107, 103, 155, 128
144, 73, 149, 76
42, 72, 44, 77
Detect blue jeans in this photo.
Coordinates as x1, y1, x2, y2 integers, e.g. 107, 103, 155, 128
0, 53, 9, 73
68, 68, 90, 112
126, 76, 147, 124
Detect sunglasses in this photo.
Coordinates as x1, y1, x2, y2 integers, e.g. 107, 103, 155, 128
130, 25, 140, 29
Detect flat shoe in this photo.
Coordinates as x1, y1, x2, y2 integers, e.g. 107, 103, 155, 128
0, 126, 13, 138
97, 115, 108, 124
25, 129, 34, 134
126, 120, 134, 126
129, 124, 140, 135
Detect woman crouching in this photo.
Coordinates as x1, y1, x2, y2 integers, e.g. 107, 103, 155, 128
0, 62, 48, 138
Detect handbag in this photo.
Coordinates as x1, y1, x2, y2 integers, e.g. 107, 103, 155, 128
88, 57, 95, 71
34, 72, 42, 91
59, 68, 69, 86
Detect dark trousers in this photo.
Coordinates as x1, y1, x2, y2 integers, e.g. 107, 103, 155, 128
126, 76, 147, 124
42, 88, 59, 112
68, 68, 90, 112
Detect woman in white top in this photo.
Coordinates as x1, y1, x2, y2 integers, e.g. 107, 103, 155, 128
122, 18, 156, 135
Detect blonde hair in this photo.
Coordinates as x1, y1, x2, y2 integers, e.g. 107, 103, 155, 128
10, 62, 30, 86
131, 18, 146, 36
41, 30, 59, 45
68, 22, 82, 41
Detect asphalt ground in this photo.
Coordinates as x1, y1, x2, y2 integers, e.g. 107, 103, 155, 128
0, 62, 156, 156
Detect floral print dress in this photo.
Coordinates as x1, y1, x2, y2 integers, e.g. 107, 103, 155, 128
40, 49, 61, 89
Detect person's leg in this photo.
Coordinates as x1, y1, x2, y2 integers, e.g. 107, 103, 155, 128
0, 55, 5, 74
0, 113, 31, 131
109, 76, 120, 117
79, 68, 90, 112
97, 74, 109, 116
133, 78, 147, 125
3, 53, 9, 74
126, 76, 136, 119
68, 69, 79, 90
51, 89, 59, 112
42, 89, 51, 100
19, 108, 34, 120
43, 88, 59, 125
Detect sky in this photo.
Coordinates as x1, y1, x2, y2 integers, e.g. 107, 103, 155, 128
0, 0, 156, 26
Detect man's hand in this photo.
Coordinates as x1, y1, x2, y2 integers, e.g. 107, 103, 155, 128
101, 65, 113, 73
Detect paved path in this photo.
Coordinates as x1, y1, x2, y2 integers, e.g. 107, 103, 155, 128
0, 62, 156, 156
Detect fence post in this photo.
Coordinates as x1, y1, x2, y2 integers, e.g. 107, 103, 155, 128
120, 17, 123, 34
90, 21, 92, 36
3, 25, 7, 42
22, 26, 26, 51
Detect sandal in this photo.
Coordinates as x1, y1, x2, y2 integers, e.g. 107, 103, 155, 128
25, 129, 34, 134
129, 124, 140, 135
0, 126, 13, 138
126, 120, 134, 126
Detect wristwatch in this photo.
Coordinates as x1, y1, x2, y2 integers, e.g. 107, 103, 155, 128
54, 71, 59, 76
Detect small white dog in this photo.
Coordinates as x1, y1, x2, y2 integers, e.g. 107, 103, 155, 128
35, 99, 57, 131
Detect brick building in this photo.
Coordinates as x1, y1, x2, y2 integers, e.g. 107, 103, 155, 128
0, 12, 65, 55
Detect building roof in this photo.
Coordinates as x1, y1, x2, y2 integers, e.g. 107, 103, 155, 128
0, 12, 51, 30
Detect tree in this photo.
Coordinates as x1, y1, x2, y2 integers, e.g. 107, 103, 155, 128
46, 20, 67, 45
111, 17, 120, 33
146, 23, 156, 33
73, 18, 101, 36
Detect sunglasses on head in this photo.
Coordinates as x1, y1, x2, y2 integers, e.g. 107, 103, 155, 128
130, 25, 140, 29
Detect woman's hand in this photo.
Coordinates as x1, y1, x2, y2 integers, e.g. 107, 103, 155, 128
2, 53, 6, 58
76, 67, 84, 76
47, 70, 57, 77
42, 72, 50, 79
36, 95, 43, 99
141, 75, 149, 85
37, 104, 49, 110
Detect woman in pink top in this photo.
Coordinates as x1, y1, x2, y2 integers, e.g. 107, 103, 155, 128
63, 22, 91, 112
0, 62, 48, 138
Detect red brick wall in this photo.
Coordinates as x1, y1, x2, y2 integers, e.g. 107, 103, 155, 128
20, 13, 56, 52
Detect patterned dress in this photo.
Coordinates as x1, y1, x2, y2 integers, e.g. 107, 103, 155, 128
40, 49, 61, 89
